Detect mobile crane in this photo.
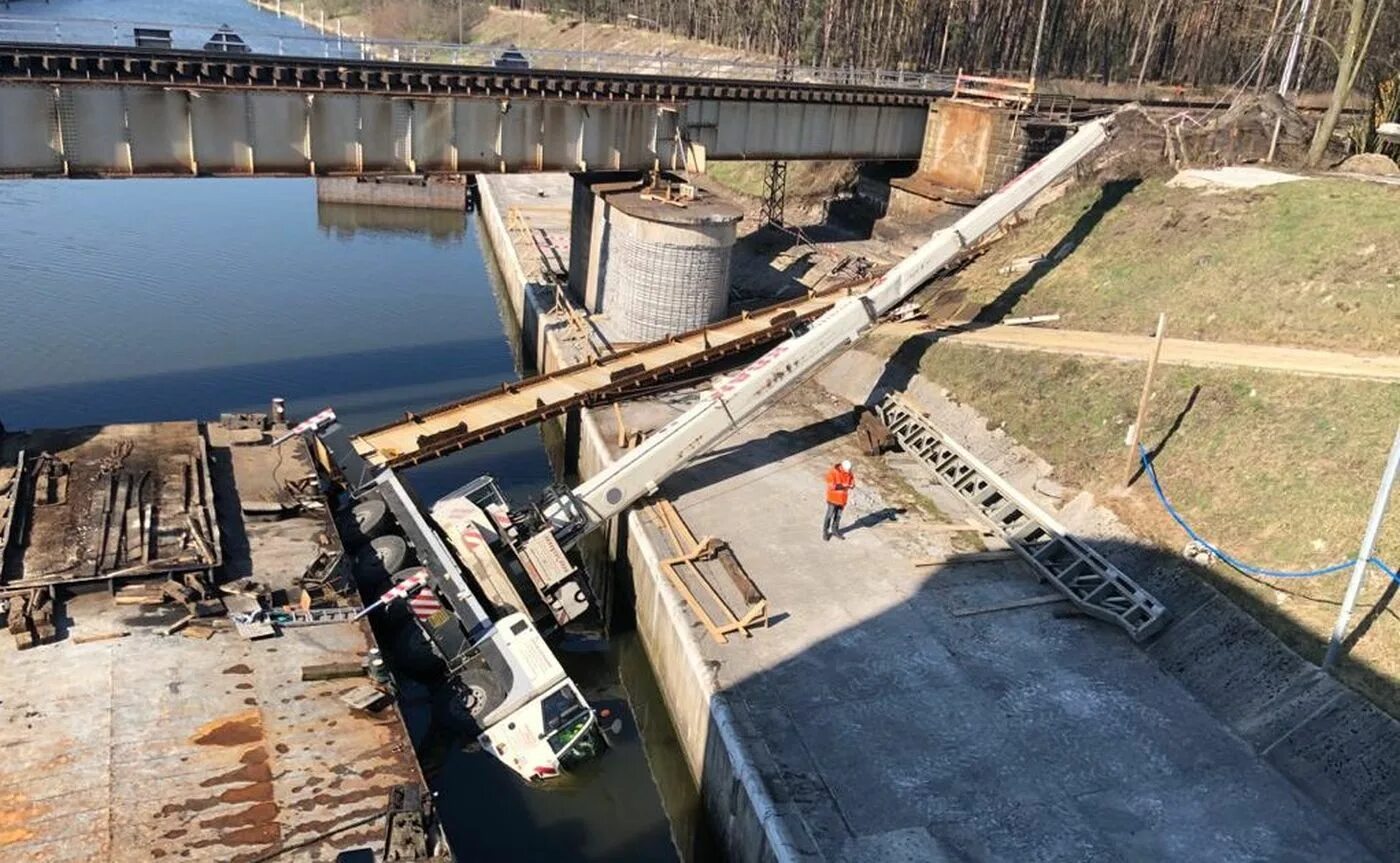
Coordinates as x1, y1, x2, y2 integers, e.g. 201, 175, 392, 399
335, 111, 1121, 781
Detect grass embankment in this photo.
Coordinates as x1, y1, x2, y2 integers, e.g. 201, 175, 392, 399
943, 177, 1399, 352
888, 175, 1400, 710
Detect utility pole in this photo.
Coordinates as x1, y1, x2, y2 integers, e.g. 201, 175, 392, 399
1322, 423, 1400, 671
1123, 314, 1167, 486
1267, 0, 1312, 162
458, 0, 464, 45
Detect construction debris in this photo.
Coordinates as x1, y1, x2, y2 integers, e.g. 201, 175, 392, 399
342, 684, 392, 713
7, 587, 56, 649
952, 594, 1068, 617
649, 499, 767, 645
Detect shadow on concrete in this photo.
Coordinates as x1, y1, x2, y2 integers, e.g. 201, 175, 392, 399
661, 411, 857, 500
681, 528, 1398, 861
841, 505, 906, 535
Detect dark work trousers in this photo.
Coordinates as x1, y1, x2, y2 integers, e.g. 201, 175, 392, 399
823, 502, 844, 539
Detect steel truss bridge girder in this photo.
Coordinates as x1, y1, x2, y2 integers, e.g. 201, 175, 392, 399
876, 393, 1168, 641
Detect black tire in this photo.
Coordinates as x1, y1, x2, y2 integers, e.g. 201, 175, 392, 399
369, 534, 409, 574
392, 624, 447, 683
349, 499, 389, 543
456, 667, 507, 722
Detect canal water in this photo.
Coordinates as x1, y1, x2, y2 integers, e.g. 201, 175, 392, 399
0, 4, 705, 859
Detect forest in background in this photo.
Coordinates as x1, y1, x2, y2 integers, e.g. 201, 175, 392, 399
493, 0, 1397, 92
311, 0, 1398, 157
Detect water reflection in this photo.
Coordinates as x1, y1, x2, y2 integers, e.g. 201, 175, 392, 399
318, 201, 467, 243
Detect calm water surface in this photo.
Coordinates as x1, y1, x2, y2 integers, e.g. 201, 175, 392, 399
0, 2, 699, 859
0, 180, 681, 863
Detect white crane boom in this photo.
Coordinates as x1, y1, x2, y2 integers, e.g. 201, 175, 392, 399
548, 111, 1119, 536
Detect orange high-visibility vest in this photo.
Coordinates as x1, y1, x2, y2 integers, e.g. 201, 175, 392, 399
825, 465, 854, 506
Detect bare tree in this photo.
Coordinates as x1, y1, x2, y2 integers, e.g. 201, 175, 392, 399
1308, 0, 1388, 164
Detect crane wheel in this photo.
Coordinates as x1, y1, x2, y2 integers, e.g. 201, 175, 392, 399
348, 499, 389, 545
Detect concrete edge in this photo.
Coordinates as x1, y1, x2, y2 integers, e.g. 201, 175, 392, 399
624, 496, 822, 863
578, 399, 820, 862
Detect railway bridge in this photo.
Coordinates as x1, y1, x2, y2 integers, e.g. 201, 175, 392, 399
0, 43, 938, 178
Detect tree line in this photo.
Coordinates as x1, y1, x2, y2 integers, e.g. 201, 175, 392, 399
504, 0, 1394, 96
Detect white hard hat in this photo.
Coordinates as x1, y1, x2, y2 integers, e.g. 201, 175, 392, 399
840, 459, 852, 470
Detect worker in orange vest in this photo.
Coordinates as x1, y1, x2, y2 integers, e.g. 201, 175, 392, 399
823, 460, 855, 541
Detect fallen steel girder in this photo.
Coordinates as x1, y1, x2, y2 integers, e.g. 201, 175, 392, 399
352, 282, 869, 470
876, 393, 1168, 641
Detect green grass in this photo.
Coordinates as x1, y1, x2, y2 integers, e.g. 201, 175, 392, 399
880, 337, 1400, 710
948, 177, 1400, 353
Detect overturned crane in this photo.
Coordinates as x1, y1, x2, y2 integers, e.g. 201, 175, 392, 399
340, 109, 1130, 781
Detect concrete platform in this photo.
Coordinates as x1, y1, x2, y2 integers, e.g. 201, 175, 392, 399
599, 386, 1380, 862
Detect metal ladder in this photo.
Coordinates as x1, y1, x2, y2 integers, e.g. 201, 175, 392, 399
272, 605, 362, 627
876, 393, 1168, 641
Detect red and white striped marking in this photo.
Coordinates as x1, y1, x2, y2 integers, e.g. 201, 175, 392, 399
377, 571, 429, 604
458, 525, 484, 549
408, 590, 443, 620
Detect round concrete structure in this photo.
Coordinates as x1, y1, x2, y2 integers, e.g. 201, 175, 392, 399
600, 188, 743, 342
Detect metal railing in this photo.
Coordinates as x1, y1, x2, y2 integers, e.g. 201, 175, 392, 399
0, 13, 954, 92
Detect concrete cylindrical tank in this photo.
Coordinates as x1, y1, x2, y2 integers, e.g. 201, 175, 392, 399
599, 189, 743, 342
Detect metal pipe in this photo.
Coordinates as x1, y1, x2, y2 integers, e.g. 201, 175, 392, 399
1322, 423, 1400, 671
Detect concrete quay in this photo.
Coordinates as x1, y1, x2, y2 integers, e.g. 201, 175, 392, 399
475, 173, 1397, 862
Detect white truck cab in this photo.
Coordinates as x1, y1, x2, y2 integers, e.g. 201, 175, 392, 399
470, 613, 601, 780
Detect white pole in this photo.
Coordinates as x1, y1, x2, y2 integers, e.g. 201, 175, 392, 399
1277, 0, 1311, 96
1029, 0, 1051, 89
1323, 423, 1400, 671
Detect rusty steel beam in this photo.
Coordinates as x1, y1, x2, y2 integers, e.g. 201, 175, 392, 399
352, 280, 874, 470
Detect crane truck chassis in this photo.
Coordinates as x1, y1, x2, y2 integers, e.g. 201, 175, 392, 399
331, 110, 1123, 781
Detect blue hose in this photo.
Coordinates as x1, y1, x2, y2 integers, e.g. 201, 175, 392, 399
1138, 445, 1397, 585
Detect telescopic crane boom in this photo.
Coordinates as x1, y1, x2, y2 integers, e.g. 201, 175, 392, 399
544, 112, 1118, 539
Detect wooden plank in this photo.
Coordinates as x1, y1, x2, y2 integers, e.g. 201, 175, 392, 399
914, 549, 1019, 566
301, 662, 366, 682
72, 630, 130, 644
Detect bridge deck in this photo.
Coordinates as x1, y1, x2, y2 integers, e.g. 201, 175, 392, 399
0, 42, 937, 106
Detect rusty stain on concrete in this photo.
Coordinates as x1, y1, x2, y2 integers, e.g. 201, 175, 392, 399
192, 710, 264, 747
0, 791, 41, 846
